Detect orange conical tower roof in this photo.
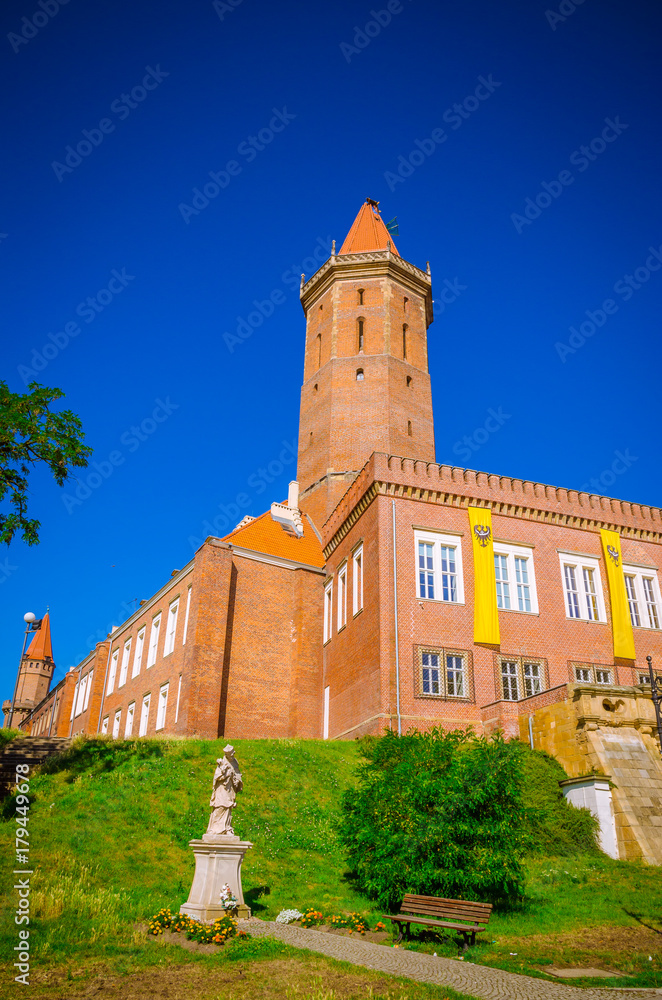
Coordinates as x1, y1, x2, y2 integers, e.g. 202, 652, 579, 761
339, 199, 399, 256
25, 612, 53, 661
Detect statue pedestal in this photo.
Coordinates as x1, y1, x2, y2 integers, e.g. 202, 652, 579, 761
180, 835, 253, 922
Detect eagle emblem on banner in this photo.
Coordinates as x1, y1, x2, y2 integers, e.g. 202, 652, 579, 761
473, 524, 491, 547
607, 544, 620, 566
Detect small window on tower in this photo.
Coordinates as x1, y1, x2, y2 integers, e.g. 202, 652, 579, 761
316, 333, 322, 368
357, 318, 365, 352
356, 369, 364, 381
313, 383, 318, 392
358, 288, 364, 305
406, 376, 412, 387
403, 296, 408, 312
408, 420, 412, 436
402, 324, 408, 359
319, 304, 323, 311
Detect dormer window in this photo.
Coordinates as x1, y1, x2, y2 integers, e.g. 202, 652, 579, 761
356, 369, 364, 381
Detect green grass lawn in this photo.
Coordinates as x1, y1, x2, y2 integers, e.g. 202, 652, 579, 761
0, 735, 660, 993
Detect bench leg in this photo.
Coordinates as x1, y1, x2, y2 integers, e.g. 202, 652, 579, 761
462, 933, 469, 952
394, 922, 404, 944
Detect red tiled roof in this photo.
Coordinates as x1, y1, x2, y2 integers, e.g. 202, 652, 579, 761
339, 199, 399, 256
222, 511, 324, 568
25, 612, 53, 661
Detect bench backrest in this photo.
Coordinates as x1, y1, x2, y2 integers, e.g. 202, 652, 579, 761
399, 894, 492, 926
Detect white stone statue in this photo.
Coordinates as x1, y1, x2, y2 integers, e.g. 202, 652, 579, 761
205, 744, 243, 838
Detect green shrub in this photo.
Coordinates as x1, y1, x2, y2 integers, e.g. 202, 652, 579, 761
339, 728, 527, 912
522, 750, 599, 855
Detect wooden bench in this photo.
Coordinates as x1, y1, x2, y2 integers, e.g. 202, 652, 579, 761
384, 894, 492, 950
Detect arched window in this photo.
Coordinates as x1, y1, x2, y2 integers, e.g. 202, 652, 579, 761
406, 376, 412, 387
356, 369, 364, 381
407, 420, 412, 436
313, 383, 318, 392
357, 317, 365, 352
358, 288, 364, 305
402, 324, 408, 360
403, 296, 408, 312
316, 333, 322, 368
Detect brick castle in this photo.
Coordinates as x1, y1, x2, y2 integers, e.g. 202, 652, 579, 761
5, 201, 662, 859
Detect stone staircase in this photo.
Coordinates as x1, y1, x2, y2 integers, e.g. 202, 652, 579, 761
0, 736, 71, 798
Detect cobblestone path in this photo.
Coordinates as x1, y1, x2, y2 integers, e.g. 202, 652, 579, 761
246, 921, 661, 1000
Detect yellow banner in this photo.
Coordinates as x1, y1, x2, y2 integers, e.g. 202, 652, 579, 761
468, 506, 500, 646
600, 529, 636, 660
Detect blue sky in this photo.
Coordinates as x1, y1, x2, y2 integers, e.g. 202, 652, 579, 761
2, 0, 661, 694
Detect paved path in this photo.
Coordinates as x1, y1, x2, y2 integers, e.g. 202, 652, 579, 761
245, 920, 661, 1000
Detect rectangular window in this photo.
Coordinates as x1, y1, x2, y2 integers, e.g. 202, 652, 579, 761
643, 578, 660, 629
501, 661, 519, 701
493, 544, 538, 614
595, 668, 612, 684
70, 680, 79, 720
119, 639, 131, 687
175, 674, 182, 723
147, 614, 161, 667
337, 565, 347, 630
494, 554, 510, 609
575, 666, 591, 681
124, 702, 135, 737
421, 652, 441, 695
139, 694, 150, 737
101, 716, 109, 734
164, 600, 179, 655
523, 662, 541, 697
353, 546, 363, 615
75, 674, 87, 717
415, 531, 464, 604
156, 683, 169, 730
323, 582, 333, 643
112, 710, 121, 739
624, 575, 640, 627
83, 670, 93, 711
572, 662, 614, 684
559, 553, 605, 623
183, 585, 192, 644
132, 628, 145, 678
107, 649, 119, 694
417, 647, 470, 700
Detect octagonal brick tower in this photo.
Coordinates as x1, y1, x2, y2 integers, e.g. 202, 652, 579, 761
297, 199, 436, 529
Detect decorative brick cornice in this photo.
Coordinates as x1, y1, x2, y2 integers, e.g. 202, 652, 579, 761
322, 453, 662, 559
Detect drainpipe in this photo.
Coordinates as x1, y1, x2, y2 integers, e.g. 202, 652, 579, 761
528, 714, 534, 750
392, 499, 402, 736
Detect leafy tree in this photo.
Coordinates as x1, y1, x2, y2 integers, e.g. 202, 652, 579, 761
339, 727, 527, 912
0, 381, 92, 545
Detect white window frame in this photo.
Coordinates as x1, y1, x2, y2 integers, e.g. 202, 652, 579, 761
337, 563, 347, 630
622, 565, 662, 630
499, 656, 547, 701
175, 674, 182, 723
558, 552, 606, 623
418, 648, 469, 699
124, 702, 135, 737
572, 662, 614, 685
132, 627, 145, 678
183, 585, 192, 644
493, 542, 539, 614
353, 545, 363, 615
156, 683, 169, 731
139, 694, 150, 737
107, 649, 119, 694
323, 581, 333, 643
112, 709, 122, 739
83, 670, 93, 711
164, 600, 179, 656
119, 639, 131, 688
101, 715, 109, 734
75, 673, 87, 717
414, 530, 465, 604
147, 614, 161, 667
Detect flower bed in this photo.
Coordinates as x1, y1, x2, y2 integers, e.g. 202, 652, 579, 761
275, 907, 388, 937
147, 907, 247, 946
